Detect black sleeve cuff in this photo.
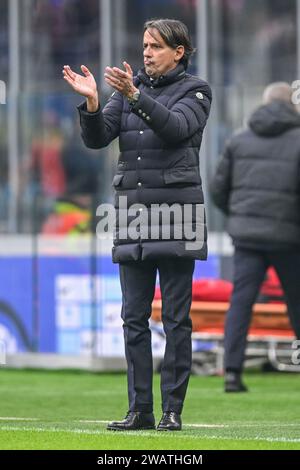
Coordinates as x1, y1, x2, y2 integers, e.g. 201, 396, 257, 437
77, 100, 101, 116
130, 92, 156, 124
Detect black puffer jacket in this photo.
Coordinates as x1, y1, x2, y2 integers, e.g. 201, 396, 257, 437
77, 64, 212, 262
211, 101, 300, 248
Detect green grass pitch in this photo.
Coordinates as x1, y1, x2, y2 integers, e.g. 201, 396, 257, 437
0, 369, 300, 450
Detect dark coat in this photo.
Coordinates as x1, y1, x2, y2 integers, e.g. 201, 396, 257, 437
211, 101, 300, 248
77, 63, 212, 262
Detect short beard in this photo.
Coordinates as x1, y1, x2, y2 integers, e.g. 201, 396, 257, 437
145, 66, 159, 78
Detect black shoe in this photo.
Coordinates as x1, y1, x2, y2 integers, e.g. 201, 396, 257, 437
224, 372, 248, 393
157, 412, 182, 431
107, 411, 155, 431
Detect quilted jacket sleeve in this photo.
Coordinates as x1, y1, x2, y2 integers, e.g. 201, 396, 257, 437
131, 80, 212, 144
77, 91, 123, 149
210, 140, 233, 214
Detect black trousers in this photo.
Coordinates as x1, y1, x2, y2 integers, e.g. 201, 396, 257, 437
119, 257, 195, 414
224, 247, 300, 372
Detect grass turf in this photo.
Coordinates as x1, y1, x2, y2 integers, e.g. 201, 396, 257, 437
0, 369, 300, 450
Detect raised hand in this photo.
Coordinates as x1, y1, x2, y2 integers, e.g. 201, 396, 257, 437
104, 61, 138, 99
62, 65, 97, 99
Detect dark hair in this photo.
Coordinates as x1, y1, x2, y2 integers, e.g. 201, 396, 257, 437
144, 18, 195, 70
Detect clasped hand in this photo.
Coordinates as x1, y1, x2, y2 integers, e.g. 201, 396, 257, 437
104, 61, 138, 99
62, 61, 138, 105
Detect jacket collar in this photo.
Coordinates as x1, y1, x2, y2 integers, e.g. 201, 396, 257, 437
136, 63, 186, 88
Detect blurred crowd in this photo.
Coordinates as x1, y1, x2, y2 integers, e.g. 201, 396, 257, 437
0, 0, 298, 234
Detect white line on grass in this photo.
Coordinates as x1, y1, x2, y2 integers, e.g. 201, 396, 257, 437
79, 420, 228, 428
186, 423, 300, 428
78, 420, 300, 429
78, 420, 109, 424
2, 418, 300, 429
0, 425, 208, 440
0, 417, 39, 421
1, 425, 300, 443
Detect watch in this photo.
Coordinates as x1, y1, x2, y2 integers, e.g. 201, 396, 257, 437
127, 89, 140, 105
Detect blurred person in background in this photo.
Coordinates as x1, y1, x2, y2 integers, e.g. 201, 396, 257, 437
63, 18, 212, 431
29, 110, 66, 200
211, 82, 300, 392
41, 125, 99, 235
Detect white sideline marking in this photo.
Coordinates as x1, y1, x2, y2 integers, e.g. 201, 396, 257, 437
79, 420, 300, 429
79, 419, 228, 428
78, 420, 108, 424
78, 419, 227, 428
0, 417, 39, 421
2, 417, 300, 430
0, 426, 204, 439
1, 425, 300, 443
186, 424, 228, 428
187, 423, 300, 428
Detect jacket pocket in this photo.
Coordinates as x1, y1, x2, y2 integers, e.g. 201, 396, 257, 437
163, 167, 200, 185
112, 173, 124, 187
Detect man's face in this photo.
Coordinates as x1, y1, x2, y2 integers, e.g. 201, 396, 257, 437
143, 28, 184, 78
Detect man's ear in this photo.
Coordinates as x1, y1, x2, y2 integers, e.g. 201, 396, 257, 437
174, 45, 185, 62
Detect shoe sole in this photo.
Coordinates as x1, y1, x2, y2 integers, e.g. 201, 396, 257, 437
156, 427, 182, 431
107, 425, 155, 431
225, 388, 248, 393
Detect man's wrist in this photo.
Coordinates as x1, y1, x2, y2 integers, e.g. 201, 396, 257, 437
87, 93, 99, 112
127, 88, 140, 105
